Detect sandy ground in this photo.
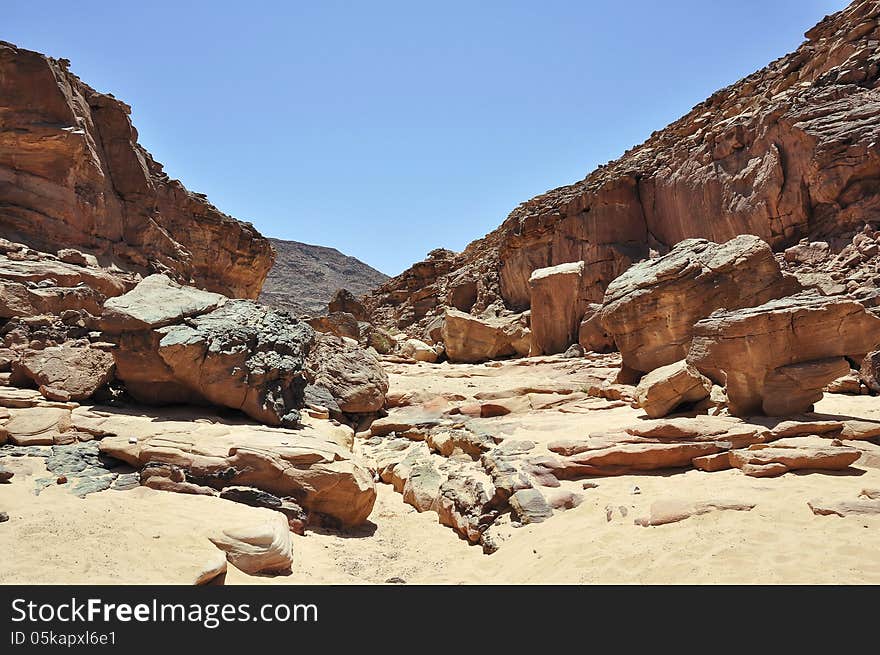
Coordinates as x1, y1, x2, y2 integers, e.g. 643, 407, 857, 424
3, 355, 880, 584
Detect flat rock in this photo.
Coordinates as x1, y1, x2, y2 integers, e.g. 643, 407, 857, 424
729, 443, 861, 477
635, 499, 756, 526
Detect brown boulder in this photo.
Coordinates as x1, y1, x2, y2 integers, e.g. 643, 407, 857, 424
634, 360, 712, 418
860, 350, 880, 393
688, 293, 880, 415
528, 261, 589, 355
600, 236, 798, 374
578, 303, 614, 353
440, 309, 531, 363
14, 346, 114, 402
306, 312, 360, 340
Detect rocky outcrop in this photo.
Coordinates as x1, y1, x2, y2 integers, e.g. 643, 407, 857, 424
600, 236, 798, 373
528, 261, 590, 356
366, 1, 880, 333
0, 41, 273, 299
102, 274, 386, 424
687, 293, 880, 415
97, 411, 376, 527
441, 309, 531, 363
729, 440, 861, 477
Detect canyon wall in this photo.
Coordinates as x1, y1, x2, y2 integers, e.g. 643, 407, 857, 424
0, 41, 274, 298
367, 0, 880, 328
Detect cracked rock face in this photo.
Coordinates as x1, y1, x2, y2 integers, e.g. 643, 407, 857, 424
157, 300, 315, 426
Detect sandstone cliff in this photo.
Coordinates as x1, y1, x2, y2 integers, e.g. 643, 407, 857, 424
367, 0, 880, 329
0, 41, 274, 299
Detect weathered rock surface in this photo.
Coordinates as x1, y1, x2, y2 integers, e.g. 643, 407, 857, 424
528, 261, 589, 355
688, 293, 880, 415
13, 346, 115, 401
0, 42, 273, 298
634, 360, 712, 418
600, 236, 798, 373
101, 274, 226, 333
96, 408, 376, 526
366, 2, 880, 333
441, 309, 531, 363
102, 275, 387, 424
578, 303, 614, 353
729, 441, 861, 477
208, 513, 293, 575
304, 335, 388, 413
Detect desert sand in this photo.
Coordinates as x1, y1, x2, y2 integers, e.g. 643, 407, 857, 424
4, 355, 880, 585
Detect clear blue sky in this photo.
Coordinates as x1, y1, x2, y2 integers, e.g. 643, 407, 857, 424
6, 0, 846, 275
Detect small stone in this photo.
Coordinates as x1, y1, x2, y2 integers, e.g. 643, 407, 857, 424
385, 576, 406, 584
0, 512, 8, 523
56, 475, 67, 484
632, 486, 641, 495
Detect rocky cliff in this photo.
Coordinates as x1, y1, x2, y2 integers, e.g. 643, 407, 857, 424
0, 41, 274, 299
367, 0, 880, 329
259, 238, 388, 316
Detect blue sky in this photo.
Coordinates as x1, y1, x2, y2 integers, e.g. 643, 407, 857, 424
5, 0, 846, 275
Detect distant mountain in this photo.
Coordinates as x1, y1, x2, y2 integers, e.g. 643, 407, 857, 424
259, 238, 389, 316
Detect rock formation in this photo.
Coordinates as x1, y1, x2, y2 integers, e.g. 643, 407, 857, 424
366, 0, 880, 334
687, 292, 880, 415
600, 235, 799, 374
528, 261, 590, 355
0, 41, 273, 299
101, 274, 387, 425
440, 309, 531, 363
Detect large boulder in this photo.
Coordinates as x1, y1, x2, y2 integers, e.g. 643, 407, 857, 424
103, 275, 386, 424
688, 293, 880, 415
600, 236, 799, 373
13, 346, 115, 402
528, 261, 589, 355
441, 309, 531, 363
578, 303, 614, 353
304, 335, 388, 413
634, 360, 712, 418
